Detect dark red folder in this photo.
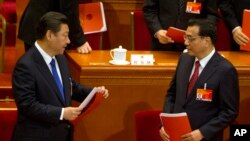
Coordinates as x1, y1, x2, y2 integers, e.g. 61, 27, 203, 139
166, 27, 185, 43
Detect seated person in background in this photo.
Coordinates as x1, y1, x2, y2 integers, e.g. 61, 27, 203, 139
143, 0, 218, 51
160, 19, 239, 141
18, 0, 92, 53
12, 12, 109, 141
219, 0, 250, 51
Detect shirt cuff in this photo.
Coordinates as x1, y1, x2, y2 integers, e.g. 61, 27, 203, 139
232, 26, 241, 33
154, 30, 161, 38
60, 108, 64, 120
154, 32, 158, 38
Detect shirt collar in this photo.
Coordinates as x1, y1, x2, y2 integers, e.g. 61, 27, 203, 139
195, 48, 215, 69
35, 41, 55, 64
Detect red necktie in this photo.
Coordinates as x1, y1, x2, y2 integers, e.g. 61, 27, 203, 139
187, 61, 200, 95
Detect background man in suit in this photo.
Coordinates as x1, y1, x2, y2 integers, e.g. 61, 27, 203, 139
12, 12, 109, 141
159, 19, 239, 141
18, 0, 92, 53
143, 0, 218, 51
219, 0, 250, 50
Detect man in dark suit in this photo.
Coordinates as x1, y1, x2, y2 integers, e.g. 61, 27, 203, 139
143, 0, 218, 51
219, 0, 250, 50
18, 0, 92, 53
159, 19, 239, 141
12, 12, 109, 141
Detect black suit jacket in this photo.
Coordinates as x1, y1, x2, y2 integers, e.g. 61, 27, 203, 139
163, 52, 239, 141
12, 46, 92, 141
143, 0, 218, 50
18, 0, 86, 48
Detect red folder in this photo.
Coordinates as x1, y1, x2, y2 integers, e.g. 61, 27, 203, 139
79, 2, 107, 34
166, 27, 185, 43
160, 112, 192, 141
70, 92, 104, 125
240, 9, 250, 51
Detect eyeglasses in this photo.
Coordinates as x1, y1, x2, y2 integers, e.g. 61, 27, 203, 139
183, 35, 203, 42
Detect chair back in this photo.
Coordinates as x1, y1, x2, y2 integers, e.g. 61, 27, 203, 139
134, 110, 162, 141
131, 10, 152, 50
215, 10, 231, 51
0, 100, 17, 141
0, 15, 6, 72
0, 0, 16, 47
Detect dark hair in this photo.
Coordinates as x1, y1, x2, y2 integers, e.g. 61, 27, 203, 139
187, 19, 217, 45
36, 12, 69, 40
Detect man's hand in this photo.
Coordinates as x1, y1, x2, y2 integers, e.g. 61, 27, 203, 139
63, 107, 81, 120
95, 86, 109, 99
76, 42, 92, 54
159, 126, 170, 141
233, 27, 250, 46
155, 29, 174, 44
181, 129, 204, 141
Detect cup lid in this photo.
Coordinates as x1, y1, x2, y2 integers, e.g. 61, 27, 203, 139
113, 45, 127, 52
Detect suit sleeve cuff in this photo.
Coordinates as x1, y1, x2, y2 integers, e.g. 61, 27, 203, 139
154, 30, 160, 38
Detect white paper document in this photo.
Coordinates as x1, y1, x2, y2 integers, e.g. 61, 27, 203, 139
78, 87, 98, 110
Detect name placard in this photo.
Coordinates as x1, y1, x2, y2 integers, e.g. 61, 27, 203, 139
130, 54, 154, 65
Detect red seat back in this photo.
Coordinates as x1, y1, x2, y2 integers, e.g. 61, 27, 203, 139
85, 33, 103, 50
215, 10, 231, 51
0, 101, 17, 141
0, 0, 16, 46
131, 10, 152, 50
134, 110, 162, 141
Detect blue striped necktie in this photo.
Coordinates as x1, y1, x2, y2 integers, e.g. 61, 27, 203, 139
50, 59, 65, 102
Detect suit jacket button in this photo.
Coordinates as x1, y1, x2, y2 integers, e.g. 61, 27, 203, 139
66, 124, 71, 129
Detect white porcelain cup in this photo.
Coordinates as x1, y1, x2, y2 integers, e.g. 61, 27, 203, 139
110, 46, 127, 63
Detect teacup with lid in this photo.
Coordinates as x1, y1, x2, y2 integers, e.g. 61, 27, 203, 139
110, 45, 127, 63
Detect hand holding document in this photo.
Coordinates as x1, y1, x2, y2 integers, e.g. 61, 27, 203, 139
166, 27, 185, 43
70, 87, 104, 124
78, 88, 98, 110
160, 112, 191, 141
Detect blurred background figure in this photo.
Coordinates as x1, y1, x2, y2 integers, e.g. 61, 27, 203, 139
143, 0, 218, 51
18, 0, 92, 53
219, 0, 250, 51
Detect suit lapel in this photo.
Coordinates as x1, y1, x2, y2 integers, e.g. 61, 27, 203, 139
32, 47, 66, 106
183, 56, 195, 95
178, 54, 195, 105
185, 52, 220, 102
